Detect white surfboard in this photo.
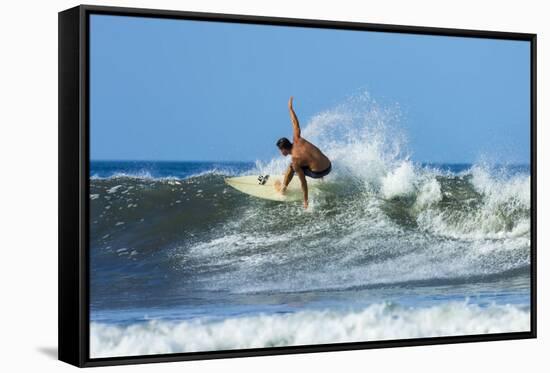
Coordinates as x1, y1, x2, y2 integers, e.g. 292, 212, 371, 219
224, 175, 320, 202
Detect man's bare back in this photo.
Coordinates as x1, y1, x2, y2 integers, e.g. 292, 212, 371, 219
274, 97, 332, 209
290, 137, 331, 172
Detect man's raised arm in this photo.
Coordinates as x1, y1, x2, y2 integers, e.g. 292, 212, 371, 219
288, 96, 301, 142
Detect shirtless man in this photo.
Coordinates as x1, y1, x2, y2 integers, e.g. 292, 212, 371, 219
274, 97, 332, 209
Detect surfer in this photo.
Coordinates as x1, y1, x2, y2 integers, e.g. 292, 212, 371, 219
274, 96, 332, 209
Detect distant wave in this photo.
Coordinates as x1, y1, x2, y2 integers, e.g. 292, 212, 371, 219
90, 167, 244, 181
90, 301, 530, 358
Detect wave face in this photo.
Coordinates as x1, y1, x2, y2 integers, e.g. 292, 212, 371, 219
90, 301, 530, 357
90, 163, 530, 301
89, 93, 531, 357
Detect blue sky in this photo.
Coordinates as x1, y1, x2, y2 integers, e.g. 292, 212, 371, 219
90, 14, 530, 163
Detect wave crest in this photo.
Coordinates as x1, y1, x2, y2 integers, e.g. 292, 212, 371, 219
90, 301, 530, 358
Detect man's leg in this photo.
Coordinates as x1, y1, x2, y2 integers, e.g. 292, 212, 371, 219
276, 164, 295, 192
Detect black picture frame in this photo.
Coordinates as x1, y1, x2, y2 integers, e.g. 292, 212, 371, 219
59, 4, 537, 368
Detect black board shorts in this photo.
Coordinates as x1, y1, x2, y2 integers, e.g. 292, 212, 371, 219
300, 163, 332, 179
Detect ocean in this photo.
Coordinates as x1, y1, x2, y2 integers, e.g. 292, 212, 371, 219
88, 99, 531, 358
89, 159, 531, 357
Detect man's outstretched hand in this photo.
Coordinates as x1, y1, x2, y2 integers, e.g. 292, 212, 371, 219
288, 96, 294, 109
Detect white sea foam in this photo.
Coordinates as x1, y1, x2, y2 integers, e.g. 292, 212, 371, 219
90, 301, 529, 358
91, 170, 156, 180
106, 185, 123, 194
414, 178, 442, 208
471, 164, 530, 209
381, 161, 416, 199
416, 164, 530, 240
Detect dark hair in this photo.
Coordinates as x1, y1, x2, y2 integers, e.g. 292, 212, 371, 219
276, 137, 293, 150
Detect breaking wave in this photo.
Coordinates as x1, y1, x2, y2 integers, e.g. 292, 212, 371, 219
90, 301, 530, 357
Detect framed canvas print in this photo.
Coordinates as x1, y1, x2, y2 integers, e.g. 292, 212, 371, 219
58, 4, 537, 368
